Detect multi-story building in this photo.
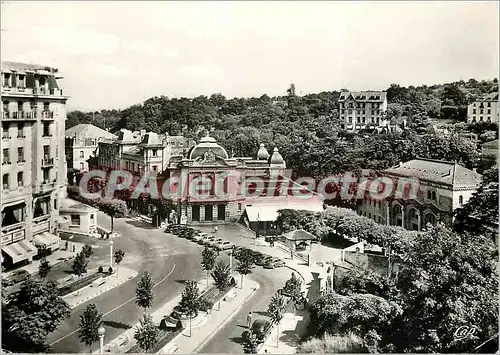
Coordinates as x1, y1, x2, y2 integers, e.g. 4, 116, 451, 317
467, 92, 499, 123
1, 61, 67, 268
65, 123, 117, 173
338, 91, 388, 131
357, 158, 482, 231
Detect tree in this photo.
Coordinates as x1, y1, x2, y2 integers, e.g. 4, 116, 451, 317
2, 277, 71, 352
178, 280, 201, 337
97, 198, 128, 232
38, 258, 51, 281
78, 304, 102, 353
82, 244, 93, 258
134, 313, 159, 353
268, 293, 287, 347
242, 329, 259, 354
201, 246, 217, 285
114, 249, 125, 277
235, 248, 255, 287
72, 251, 89, 293
135, 271, 154, 313
211, 260, 232, 310
283, 273, 303, 316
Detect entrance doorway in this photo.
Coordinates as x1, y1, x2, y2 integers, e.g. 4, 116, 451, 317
218, 204, 226, 221
192, 205, 200, 222
204, 205, 213, 221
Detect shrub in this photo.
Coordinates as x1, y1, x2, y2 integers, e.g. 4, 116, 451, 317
299, 333, 365, 353
98, 266, 103, 273
199, 299, 214, 312
108, 267, 113, 274
58, 273, 101, 296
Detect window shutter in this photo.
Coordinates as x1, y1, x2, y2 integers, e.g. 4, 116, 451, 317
48, 76, 58, 89
26, 73, 34, 88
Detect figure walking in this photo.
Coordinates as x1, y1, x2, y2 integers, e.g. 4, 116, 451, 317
246, 312, 253, 329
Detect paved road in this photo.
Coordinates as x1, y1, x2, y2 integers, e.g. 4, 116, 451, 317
47, 214, 205, 353
198, 267, 290, 354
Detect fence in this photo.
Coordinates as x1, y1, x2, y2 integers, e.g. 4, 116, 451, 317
275, 241, 309, 265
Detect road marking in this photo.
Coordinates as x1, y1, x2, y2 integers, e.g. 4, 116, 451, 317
49, 263, 177, 346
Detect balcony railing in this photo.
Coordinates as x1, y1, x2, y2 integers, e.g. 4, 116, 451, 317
1, 111, 37, 120
33, 87, 63, 96
41, 111, 55, 119
41, 157, 54, 167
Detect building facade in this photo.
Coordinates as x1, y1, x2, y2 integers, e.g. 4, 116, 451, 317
65, 123, 117, 173
466, 92, 499, 123
338, 91, 388, 131
357, 158, 482, 231
1, 61, 67, 267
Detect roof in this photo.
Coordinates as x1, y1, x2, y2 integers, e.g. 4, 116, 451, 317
117, 129, 139, 143
2, 61, 59, 74
338, 91, 387, 103
140, 132, 163, 146
189, 135, 228, 160
283, 229, 317, 241
482, 139, 498, 149
66, 124, 117, 139
384, 158, 482, 189
479, 92, 499, 101
59, 198, 98, 213
245, 200, 324, 222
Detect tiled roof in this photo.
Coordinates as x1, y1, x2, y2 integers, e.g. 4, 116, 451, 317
66, 124, 117, 139
283, 229, 317, 241
384, 158, 482, 189
338, 91, 387, 102
2, 61, 59, 73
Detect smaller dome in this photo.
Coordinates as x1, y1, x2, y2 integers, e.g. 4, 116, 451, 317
189, 134, 229, 160
257, 144, 270, 160
269, 147, 285, 165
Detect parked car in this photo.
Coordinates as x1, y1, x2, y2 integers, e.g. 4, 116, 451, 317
217, 241, 234, 251
242, 319, 272, 343
256, 255, 273, 266
193, 233, 206, 243
203, 236, 217, 245
209, 238, 224, 247
272, 259, 285, 268
199, 235, 212, 245
4, 269, 29, 286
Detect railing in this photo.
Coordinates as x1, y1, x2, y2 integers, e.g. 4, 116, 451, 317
1, 111, 37, 120
41, 157, 54, 167
41, 111, 54, 119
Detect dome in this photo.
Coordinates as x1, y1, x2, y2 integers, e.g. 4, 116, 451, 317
140, 132, 162, 146
257, 144, 270, 160
189, 135, 229, 160
269, 147, 285, 165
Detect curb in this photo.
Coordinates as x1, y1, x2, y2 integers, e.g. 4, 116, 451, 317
191, 282, 260, 353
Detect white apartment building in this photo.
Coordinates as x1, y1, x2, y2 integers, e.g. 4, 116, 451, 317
467, 92, 499, 124
1, 61, 68, 268
338, 91, 388, 131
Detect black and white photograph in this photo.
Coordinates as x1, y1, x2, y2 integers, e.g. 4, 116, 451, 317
0, 1, 498, 354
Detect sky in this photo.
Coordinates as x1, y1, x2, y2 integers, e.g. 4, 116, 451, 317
1, 1, 498, 111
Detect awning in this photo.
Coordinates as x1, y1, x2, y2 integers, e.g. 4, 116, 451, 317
2, 240, 37, 264
33, 232, 61, 250
245, 202, 324, 222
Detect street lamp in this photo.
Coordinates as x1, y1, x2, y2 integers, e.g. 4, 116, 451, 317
98, 326, 106, 354
109, 241, 114, 270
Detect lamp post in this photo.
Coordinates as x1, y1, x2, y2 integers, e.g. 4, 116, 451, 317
256, 213, 260, 246
98, 326, 105, 354
109, 241, 114, 270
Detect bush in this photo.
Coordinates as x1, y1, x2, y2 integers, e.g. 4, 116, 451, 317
299, 333, 365, 353
199, 299, 214, 312
108, 267, 113, 274
230, 277, 236, 286
98, 266, 103, 273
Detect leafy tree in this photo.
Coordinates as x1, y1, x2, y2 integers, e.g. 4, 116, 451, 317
114, 249, 125, 277
211, 260, 232, 310
72, 251, 89, 284
82, 244, 93, 258
97, 198, 128, 232
78, 304, 102, 353
135, 271, 154, 313
268, 292, 287, 347
201, 246, 217, 285
38, 258, 51, 280
283, 272, 302, 298
134, 313, 159, 353
242, 329, 259, 354
235, 248, 255, 287
178, 280, 201, 337
2, 277, 71, 352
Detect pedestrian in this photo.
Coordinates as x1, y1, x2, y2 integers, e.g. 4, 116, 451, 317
214, 225, 218, 233
264, 350, 268, 354
246, 312, 253, 329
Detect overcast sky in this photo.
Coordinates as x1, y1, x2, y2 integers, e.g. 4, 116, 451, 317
1, 1, 498, 111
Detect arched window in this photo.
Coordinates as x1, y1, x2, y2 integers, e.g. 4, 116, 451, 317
459, 195, 463, 205
425, 213, 436, 226
431, 191, 436, 200
409, 208, 418, 219
427, 190, 431, 199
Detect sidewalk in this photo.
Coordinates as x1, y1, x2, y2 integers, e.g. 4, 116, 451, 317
63, 267, 138, 309
259, 310, 310, 354
3, 249, 77, 277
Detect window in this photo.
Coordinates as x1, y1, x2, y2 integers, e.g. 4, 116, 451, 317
431, 191, 436, 200
79, 151, 84, 158
459, 195, 463, 205
17, 123, 24, 138
17, 101, 23, 112
427, 190, 432, 199
488, 109, 491, 114
473, 109, 476, 114
152, 149, 158, 157
54, 199, 57, 209
90, 214, 94, 220
488, 102, 491, 107
80, 162, 85, 170
43, 102, 50, 111
17, 172, 23, 186
43, 145, 49, 158
3, 73, 10, 87
3, 148, 9, 163
71, 215, 81, 226
2, 123, 9, 138
131, 163, 135, 171
152, 165, 158, 172
43, 122, 50, 136
3, 174, 9, 189
17, 147, 24, 162
368, 213, 372, 218
1, 204, 25, 226
480, 116, 484, 121
238, 203, 242, 211
17, 74, 25, 88
43, 169, 49, 182
30, 101, 36, 111
480, 109, 484, 114
34, 198, 50, 218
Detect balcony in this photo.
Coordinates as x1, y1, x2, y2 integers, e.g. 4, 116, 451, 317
33, 87, 63, 96
33, 181, 56, 194
1, 111, 37, 121
41, 157, 54, 167
41, 111, 55, 120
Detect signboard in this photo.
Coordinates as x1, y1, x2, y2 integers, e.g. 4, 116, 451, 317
12, 231, 25, 243
180, 215, 187, 225
2, 234, 13, 245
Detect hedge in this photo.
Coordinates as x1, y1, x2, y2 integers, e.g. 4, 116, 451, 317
126, 325, 184, 353
58, 272, 103, 296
